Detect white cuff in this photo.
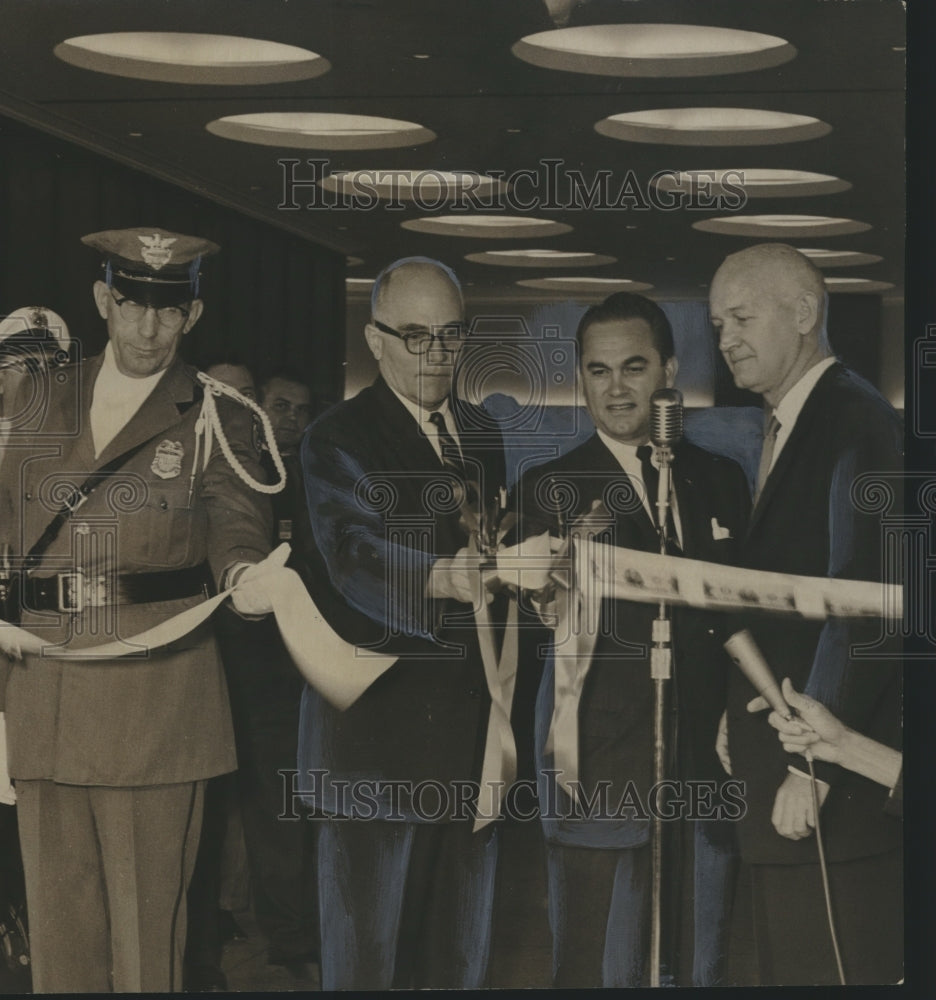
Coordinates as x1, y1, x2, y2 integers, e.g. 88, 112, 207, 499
788, 764, 830, 791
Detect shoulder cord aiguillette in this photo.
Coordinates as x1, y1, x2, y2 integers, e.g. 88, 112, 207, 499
192, 372, 288, 495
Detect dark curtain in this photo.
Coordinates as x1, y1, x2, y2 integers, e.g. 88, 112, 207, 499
0, 116, 345, 410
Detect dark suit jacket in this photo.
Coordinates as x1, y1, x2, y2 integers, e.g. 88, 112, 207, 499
726, 362, 903, 865
515, 432, 750, 847
0, 353, 272, 785
297, 377, 507, 821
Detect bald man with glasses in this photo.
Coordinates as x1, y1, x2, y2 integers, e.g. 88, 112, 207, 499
297, 256, 508, 989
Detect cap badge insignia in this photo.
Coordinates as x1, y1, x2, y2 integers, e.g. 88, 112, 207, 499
138, 233, 177, 271
152, 439, 185, 479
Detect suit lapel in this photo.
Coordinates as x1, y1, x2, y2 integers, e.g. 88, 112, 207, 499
584, 434, 659, 549
370, 378, 445, 474
92, 359, 197, 470
671, 445, 699, 556
746, 362, 841, 539
452, 399, 506, 503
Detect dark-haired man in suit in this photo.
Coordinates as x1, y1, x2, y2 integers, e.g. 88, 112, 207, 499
513, 292, 750, 987
711, 243, 903, 985
298, 257, 507, 989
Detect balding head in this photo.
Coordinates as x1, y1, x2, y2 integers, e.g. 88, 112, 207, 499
709, 243, 832, 407
365, 257, 465, 410
371, 257, 463, 319
715, 244, 827, 326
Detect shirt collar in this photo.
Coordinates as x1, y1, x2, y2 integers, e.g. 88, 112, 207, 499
96, 342, 166, 395
596, 429, 645, 471
773, 356, 837, 431
388, 383, 453, 428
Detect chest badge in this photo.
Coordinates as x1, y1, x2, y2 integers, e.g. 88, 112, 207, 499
152, 439, 185, 479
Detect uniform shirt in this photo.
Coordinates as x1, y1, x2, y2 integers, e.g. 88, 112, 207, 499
89, 343, 166, 457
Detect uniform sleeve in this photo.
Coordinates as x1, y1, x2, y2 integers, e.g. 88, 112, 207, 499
201, 396, 274, 586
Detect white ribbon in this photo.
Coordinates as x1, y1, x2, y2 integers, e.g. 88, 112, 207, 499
0, 565, 397, 711
497, 540, 901, 621
545, 534, 603, 802
472, 592, 519, 831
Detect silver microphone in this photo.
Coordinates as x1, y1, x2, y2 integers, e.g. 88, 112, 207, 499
650, 388, 684, 448
723, 629, 792, 720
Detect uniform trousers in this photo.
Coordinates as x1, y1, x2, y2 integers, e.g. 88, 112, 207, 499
16, 779, 204, 993
316, 817, 498, 990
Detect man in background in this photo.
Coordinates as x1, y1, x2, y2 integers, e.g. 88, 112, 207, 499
182, 357, 259, 991
217, 367, 320, 980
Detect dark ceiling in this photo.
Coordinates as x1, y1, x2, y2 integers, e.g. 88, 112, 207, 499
0, 0, 906, 305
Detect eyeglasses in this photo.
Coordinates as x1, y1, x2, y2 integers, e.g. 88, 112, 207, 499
110, 290, 190, 330
372, 319, 464, 355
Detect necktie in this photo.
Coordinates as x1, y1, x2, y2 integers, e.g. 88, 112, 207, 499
754, 413, 781, 506
428, 410, 464, 475
636, 445, 680, 553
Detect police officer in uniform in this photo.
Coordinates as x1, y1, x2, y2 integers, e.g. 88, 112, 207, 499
0, 228, 278, 993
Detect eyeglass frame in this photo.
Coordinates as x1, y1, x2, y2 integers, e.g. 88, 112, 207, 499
371, 319, 465, 355
109, 288, 191, 330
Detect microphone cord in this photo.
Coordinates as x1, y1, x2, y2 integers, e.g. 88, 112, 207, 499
806, 750, 846, 985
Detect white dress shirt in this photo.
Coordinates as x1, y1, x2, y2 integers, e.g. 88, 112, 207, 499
767, 356, 837, 476
596, 429, 683, 546
89, 344, 166, 457
388, 385, 462, 465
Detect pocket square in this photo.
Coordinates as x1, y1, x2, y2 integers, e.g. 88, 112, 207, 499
711, 518, 732, 541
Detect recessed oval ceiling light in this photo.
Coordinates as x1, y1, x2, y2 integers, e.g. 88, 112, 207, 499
206, 113, 435, 150
54, 32, 330, 85
692, 214, 871, 237
796, 248, 883, 268
512, 24, 796, 77
517, 277, 653, 294
824, 277, 895, 294
401, 216, 572, 238
596, 108, 831, 146
346, 277, 375, 289
321, 171, 505, 202
652, 168, 851, 198
465, 249, 616, 268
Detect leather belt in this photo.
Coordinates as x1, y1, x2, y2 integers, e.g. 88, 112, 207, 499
19, 564, 213, 614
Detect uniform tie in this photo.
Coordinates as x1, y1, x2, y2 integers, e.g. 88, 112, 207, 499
636, 444, 680, 553
754, 413, 781, 506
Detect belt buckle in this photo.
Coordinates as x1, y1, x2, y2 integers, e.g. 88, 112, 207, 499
57, 571, 86, 614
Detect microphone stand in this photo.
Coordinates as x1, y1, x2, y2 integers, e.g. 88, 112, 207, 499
649, 436, 675, 989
